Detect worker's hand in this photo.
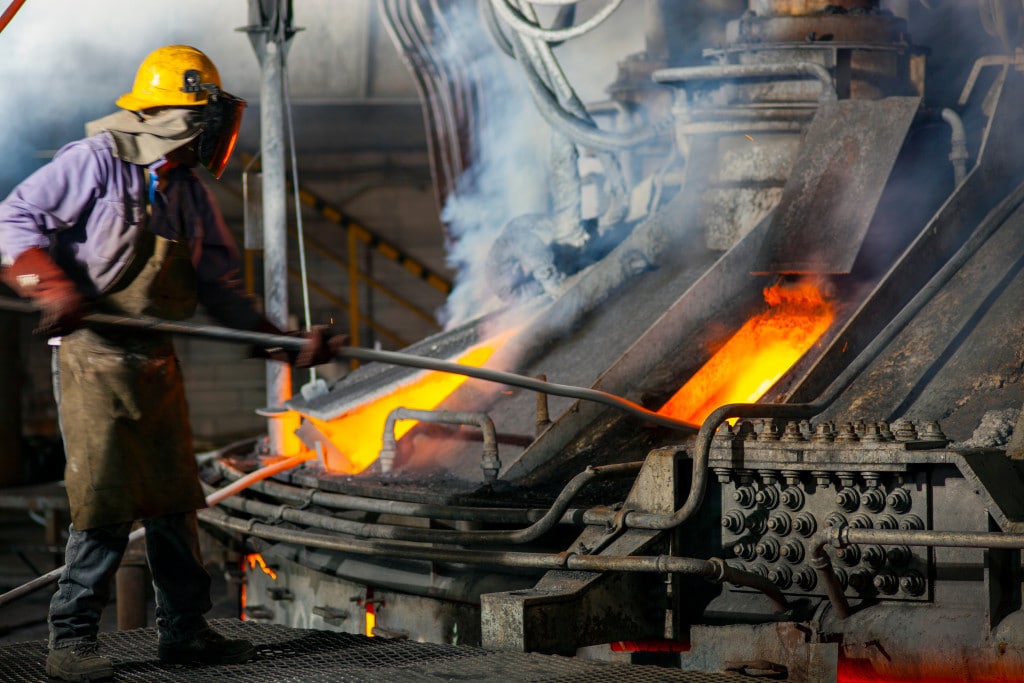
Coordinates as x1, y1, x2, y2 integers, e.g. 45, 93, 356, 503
251, 324, 345, 368
291, 326, 339, 368
1, 247, 86, 336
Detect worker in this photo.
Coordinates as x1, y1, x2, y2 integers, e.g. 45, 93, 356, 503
0, 45, 333, 681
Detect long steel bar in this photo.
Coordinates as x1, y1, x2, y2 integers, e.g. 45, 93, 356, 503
0, 297, 699, 433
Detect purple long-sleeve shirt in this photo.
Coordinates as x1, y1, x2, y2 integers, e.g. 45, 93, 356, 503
0, 132, 263, 328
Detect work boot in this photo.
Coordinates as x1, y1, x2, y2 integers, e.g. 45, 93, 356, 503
44, 641, 114, 682
157, 626, 256, 665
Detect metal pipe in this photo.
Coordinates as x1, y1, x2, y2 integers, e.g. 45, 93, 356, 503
207, 462, 641, 546
199, 506, 787, 612
0, 296, 699, 434
211, 458, 569, 525
380, 408, 500, 481
653, 62, 838, 102
942, 108, 969, 185
246, 2, 295, 453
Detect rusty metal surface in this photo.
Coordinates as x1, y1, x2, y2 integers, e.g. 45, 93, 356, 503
0, 619, 745, 682
758, 96, 920, 274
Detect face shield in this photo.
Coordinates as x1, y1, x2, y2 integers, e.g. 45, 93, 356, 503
182, 69, 246, 179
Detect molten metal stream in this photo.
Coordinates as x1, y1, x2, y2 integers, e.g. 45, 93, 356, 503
658, 280, 835, 425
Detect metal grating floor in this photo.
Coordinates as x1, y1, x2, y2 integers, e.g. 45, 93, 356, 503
0, 619, 744, 682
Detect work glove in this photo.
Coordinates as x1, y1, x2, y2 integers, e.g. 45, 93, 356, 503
252, 321, 347, 368
0, 247, 86, 336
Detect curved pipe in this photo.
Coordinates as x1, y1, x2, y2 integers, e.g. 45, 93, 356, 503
653, 62, 838, 102
212, 458, 571, 525
208, 462, 641, 546
808, 524, 1024, 620
941, 108, 969, 185
200, 506, 787, 613
489, 0, 623, 43
380, 408, 500, 481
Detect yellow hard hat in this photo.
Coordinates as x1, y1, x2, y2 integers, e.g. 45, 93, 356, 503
116, 45, 221, 111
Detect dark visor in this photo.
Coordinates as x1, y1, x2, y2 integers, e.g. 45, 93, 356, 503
199, 92, 246, 179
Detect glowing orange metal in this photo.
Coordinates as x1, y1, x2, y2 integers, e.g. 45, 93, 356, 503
309, 336, 508, 474
657, 280, 835, 425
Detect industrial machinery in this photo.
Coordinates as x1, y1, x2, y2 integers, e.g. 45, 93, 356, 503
198, 1, 1024, 680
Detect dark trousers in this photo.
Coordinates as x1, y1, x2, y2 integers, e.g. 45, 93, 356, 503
48, 511, 213, 649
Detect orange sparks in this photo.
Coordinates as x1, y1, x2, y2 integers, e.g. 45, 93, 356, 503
657, 280, 835, 425
245, 553, 278, 581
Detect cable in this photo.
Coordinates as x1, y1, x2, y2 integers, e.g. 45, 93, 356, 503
282, 63, 317, 385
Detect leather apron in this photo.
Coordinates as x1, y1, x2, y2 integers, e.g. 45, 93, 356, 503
57, 177, 207, 530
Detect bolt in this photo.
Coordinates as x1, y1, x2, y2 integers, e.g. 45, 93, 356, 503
733, 541, 757, 561
887, 488, 912, 514
862, 545, 886, 569
835, 487, 860, 513
798, 419, 813, 439
899, 514, 925, 531
713, 467, 733, 484
780, 540, 805, 564
781, 470, 802, 487
849, 513, 873, 529
755, 537, 780, 562
781, 421, 805, 442
873, 570, 899, 595
825, 512, 847, 528
812, 470, 833, 489
836, 423, 860, 443
893, 419, 918, 441
769, 564, 793, 589
861, 488, 886, 513
760, 419, 780, 441
877, 420, 894, 440
733, 486, 757, 509
714, 423, 735, 445
850, 569, 874, 593
755, 486, 780, 509
811, 422, 835, 442
886, 545, 912, 567
794, 567, 817, 591
836, 544, 861, 566
758, 470, 780, 487
780, 486, 805, 511
793, 512, 817, 537
920, 420, 947, 442
722, 510, 746, 534
900, 570, 927, 596
861, 422, 884, 443
767, 512, 792, 536
875, 514, 898, 530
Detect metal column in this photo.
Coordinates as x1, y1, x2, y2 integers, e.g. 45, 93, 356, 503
246, 0, 296, 454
